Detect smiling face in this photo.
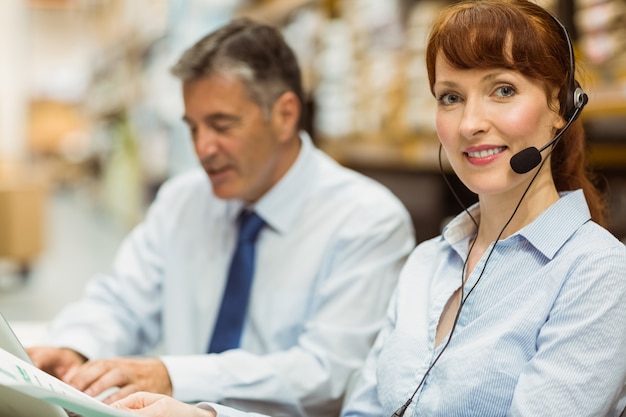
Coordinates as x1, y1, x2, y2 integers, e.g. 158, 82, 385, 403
182, 72, 300, 203
433, 54, 565, 198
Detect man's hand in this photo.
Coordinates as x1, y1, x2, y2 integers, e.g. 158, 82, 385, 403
111, 392, 216, 417
63, 357, 173, 404
26, 346, 87, 380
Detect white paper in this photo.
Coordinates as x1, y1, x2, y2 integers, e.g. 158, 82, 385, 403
0, 347, 136, 417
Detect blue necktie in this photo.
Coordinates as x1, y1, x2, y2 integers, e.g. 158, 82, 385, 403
208, 211, 265, 353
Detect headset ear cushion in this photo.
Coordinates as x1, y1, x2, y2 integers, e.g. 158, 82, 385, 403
567, 81, 588, 121
573, 83, 587, 108
563, 80, 587, 121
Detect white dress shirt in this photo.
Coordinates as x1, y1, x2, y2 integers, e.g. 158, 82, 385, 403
46, 133, 415, 417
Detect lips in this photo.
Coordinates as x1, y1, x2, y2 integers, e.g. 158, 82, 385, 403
201, 159, 228, 175
202, 162, 233, 183
463, 145, 507, 166
465, 146, 507, 158
207, 166, 229, 175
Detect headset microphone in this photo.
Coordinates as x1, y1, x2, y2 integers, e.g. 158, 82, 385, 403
510, 88, 588, 174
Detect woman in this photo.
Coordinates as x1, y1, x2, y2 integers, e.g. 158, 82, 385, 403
341, 1, 626, 416
113, 0, 626, 416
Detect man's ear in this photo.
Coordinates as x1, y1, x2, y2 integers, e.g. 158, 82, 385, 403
271, 91, 301, 142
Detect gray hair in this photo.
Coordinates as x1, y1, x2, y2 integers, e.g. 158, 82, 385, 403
171, 18, 304, 121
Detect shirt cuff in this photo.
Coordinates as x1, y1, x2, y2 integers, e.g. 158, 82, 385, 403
161, 354, 223, 402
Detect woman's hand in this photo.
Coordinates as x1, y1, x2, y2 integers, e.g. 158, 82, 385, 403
111, 392, 216, 417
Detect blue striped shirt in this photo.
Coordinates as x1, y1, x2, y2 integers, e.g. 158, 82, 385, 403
343, 189, 626, 417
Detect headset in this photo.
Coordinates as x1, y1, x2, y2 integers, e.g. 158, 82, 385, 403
509, 11, 589, 174
391, 9, 588, 417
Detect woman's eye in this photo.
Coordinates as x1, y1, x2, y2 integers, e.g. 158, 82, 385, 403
438, 93, 460, 105
495, 85, 516, 97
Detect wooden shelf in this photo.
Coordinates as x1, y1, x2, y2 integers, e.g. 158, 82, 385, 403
589, 143, 626, 170
318, 132, 626, 173
317, 133, 451, 173
582, 82, 626, 119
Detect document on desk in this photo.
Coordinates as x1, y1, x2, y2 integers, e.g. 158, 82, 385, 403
0, 346, 135, 417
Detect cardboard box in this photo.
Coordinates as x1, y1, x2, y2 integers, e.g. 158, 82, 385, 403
0, 162, 47, 263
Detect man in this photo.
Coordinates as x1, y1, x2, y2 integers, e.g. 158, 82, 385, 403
27, 18, 415, 417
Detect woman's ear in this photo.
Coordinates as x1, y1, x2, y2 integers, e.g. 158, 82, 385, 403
554, 112, 567, 131
551, 90, 567, 131
271, 91, 301, 142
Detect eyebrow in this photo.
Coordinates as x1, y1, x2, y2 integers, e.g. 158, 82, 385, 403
481, 72, 505, 82
435, 71, 510, 89
182, 113, 241, 125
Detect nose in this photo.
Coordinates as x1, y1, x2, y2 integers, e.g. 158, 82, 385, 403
194, 127, 220, 158
458, 97, 489, 139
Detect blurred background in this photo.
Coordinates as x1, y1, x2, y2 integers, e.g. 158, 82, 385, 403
1, 0, 625, 324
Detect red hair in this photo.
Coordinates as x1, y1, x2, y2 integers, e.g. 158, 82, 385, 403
425, 0, 606, 226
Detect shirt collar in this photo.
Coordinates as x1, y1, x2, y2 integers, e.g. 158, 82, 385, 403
517, 189, 591, 259
443, 205, 481, 245
226, 131, 314, 235
442, 189, 591, 260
